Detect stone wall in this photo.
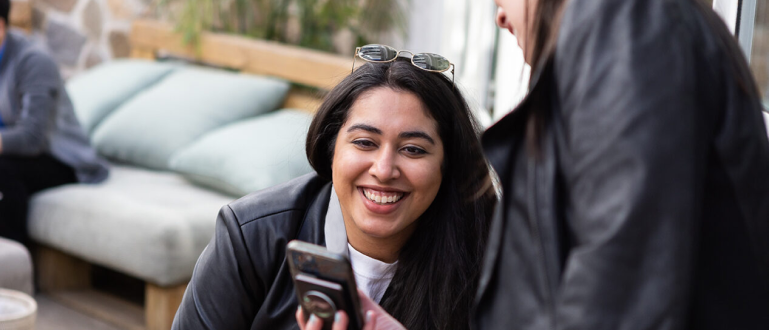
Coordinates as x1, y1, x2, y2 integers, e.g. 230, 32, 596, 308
29, 0, 152, 79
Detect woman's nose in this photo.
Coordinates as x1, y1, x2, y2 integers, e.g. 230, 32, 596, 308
369, 149, 400, 182
496, 7, 508, 29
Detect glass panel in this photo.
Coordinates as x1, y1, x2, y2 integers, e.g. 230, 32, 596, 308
750, 1, 769, 109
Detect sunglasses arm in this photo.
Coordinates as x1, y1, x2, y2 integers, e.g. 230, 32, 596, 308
451, 64, 456, 89
351, 47, 361, 74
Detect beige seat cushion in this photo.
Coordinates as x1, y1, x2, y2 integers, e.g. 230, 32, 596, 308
28, 164, 234, 286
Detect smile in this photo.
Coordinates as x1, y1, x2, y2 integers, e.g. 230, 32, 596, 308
362, 188, 404, 205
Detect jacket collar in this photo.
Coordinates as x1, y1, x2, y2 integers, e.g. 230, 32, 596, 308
482, 56, 554, 176
296, 181, 333, 245
324, 186, 349, 255
474, 56, 556, 312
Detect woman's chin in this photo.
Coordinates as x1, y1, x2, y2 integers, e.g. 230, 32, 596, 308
356, 224, 397, 240
352, 217, 417, 243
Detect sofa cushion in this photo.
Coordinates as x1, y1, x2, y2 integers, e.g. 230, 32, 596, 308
28, 164, 234, 286
91, 67, 291, 170
169, 109, 314, 196
66, 59, 179, 135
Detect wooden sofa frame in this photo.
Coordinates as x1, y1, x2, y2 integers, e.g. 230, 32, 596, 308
33, 19, 352, 330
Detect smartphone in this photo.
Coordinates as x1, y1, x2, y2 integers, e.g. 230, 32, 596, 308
287, 240, 363, 330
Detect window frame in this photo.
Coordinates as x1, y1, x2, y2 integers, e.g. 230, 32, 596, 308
714, 0, 757, 60
715, 0, 769, 115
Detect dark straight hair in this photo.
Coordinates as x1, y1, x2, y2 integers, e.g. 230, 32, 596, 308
525, 0, 567, 76
0, 0, 9, 27
306, 59, 496, 330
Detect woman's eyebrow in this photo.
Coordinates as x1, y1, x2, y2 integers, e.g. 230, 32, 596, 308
347, 124, 382, 134
400, 131, 435, 145
347, 124, 435, 145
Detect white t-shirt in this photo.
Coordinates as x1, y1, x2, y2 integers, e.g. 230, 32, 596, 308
347, 243, 397, 303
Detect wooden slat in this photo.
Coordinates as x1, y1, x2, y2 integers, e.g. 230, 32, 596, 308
36, 245, 92, 292
9, 0, 32, 32
48, 289, 146, 330
130, 47, 156, 60
130, 20, 351, 90
283, 89, 324, 113
145, 283, 187, 330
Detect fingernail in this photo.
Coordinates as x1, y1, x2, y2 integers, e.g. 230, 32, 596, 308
365, 310, 375, 323
335, 311, 342, 323
309, 314, 319, 325
297, 305, 302, 312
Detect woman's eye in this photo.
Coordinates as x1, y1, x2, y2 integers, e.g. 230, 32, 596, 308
352, 140, 376, 148
402, 146, 427, 156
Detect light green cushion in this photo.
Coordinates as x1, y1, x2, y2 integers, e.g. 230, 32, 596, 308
66, 59, 179, 135
169, 109, 314, 196
92, 67, 291, 170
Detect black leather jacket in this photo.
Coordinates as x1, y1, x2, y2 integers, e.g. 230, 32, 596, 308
172, 173, 331, 330
474, 0, 769, 329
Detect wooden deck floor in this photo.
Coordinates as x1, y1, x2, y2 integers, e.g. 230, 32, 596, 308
36, 293, 127, 330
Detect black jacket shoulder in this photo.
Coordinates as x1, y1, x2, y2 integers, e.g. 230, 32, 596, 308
228, 172, 331, 226
173, 172, 332, 330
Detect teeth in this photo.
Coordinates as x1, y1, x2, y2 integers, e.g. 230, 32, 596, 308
363, 188, 404, 205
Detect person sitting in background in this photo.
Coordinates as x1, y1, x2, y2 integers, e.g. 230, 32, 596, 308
0, 0, 108, 246
172, 51, 496, 330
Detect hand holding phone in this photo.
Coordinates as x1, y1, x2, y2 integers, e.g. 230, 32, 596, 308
296, 288, 407, 330
287, 240, 364, 330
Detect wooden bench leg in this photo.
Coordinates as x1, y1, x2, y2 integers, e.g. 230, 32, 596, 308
146, 282, 187, 330
35, 245, 91, 291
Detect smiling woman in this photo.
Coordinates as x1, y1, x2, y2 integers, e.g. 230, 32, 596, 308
332, 87, 444, 264
304, 58, 496, 330
172, 58, 496, 330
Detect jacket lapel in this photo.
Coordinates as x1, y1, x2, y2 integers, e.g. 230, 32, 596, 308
296, 182, 332, 246
474, 57, 559, 310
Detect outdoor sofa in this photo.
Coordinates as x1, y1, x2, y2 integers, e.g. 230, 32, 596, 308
26, 20, 351, 330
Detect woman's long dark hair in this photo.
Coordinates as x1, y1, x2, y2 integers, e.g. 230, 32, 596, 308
306, 59, 496, 330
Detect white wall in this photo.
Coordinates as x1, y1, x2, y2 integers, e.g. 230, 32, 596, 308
492, 31, 529, 123
404, 0, 500, 126
713, 0, 740, 34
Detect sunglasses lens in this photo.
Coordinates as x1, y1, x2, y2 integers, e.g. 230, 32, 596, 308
358, 44, 398, 62
412, 53, 451, 71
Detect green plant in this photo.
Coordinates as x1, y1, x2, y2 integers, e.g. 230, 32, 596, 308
161, 0, 406, 54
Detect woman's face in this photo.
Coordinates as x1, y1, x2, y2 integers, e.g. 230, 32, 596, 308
332, 87, 444, 256
495, 0, 536, 62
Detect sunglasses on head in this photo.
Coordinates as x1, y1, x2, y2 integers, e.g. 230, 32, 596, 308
352, 44, 455, 84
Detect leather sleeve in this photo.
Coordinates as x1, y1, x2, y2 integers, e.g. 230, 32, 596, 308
172, 205, 265, 330
552, 1, 705, 329
0, 51, 59, 155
